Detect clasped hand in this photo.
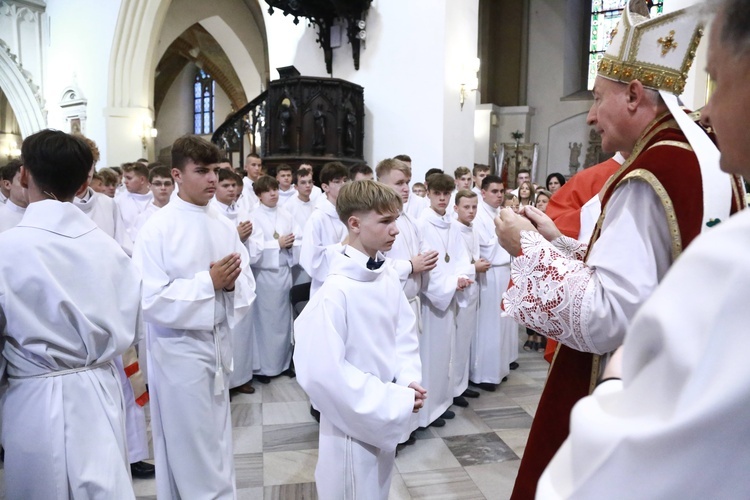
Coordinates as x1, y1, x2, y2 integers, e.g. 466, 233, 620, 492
494, 205, 562, 256
210, 253, 242, 291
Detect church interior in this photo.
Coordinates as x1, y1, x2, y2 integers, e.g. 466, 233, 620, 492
0, 0, 716, 498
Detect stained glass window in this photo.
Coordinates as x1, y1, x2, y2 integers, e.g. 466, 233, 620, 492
194, 69, 215, 135
588, 1, 665, 90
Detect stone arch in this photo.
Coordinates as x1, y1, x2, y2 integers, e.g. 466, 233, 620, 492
106, 0, 269, 163
0, 39, 45, 137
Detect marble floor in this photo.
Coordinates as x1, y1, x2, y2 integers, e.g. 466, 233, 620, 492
0, 330, 549, 499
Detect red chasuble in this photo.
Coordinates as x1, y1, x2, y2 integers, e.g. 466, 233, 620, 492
510, 111, 745, 500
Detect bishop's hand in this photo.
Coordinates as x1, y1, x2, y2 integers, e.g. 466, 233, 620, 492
522, 205, 562, 242
494, 208, 537, 256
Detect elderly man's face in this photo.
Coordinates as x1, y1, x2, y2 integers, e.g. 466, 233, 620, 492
702, 13, 750, 178
587, 77, 635, 154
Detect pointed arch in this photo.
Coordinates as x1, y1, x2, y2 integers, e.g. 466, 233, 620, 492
0, 40, 45, 137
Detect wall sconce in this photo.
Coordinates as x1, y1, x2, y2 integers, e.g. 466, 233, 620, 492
460, 57, 481, 111
2, 141, 21, 160
136, 119, 158, 149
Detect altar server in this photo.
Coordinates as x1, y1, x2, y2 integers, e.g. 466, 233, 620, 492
294, 180, 424, 499
0, 130, 141, 499
133, 135, 255, 499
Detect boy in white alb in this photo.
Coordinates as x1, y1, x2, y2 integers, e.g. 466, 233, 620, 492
237, 153, 262, 213
471, 165, 490, 197
377, 158, 439, 443
0, 130, 141, 498
133, 135, 256, 499
249, 175, 300, 381
115, 162, 154, 242
212, 168, 264, 394
285, 165, 316, 285
133, 166, 174, 240
294, 180, 425, 499
74, 135, 152, 479
0, 159, 28, 233
470, 175, 516, 391
418, 173, 473, 427
449, 166, 472, 219
451, 190, 490, 407
275, 163, 296, 206
300, 161, 349, 296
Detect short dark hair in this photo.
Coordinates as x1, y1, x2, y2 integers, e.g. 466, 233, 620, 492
426, 173, 454, 193
253, 175, 279, 195
75, 135, 100, 165
394, 154, 412, 163
276, 164, 293, 175
121, 162, 149, 178
472, 164, 490, 176
320, 161, 349, 186
21, 129, 93, 199
172, 135, 221, 171
482, 175, 504, 190
149, 166, 173, 183
218, 168, 241, 183
110, 166, 123, 176
424, 168, 444, 185
718, 0, 750, 57
349, 163, 373, 180
2, 159, 22, 181
148, 161, 165, 171
545, 172, 566, 190
516, 168, 531, 179
246, 152, 261, 160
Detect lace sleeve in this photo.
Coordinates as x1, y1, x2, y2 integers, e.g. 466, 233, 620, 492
550, 235, 588, 261
502, 231, 596, 353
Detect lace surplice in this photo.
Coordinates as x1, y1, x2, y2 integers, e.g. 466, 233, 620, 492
502, 231, 596, 353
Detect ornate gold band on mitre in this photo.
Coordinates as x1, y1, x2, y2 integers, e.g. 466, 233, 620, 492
597, 24, 702, 95
595, 1, 704, 97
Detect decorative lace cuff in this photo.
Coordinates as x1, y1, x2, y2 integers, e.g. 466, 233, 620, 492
502, 231, 596, 352
551, 235, 588, 261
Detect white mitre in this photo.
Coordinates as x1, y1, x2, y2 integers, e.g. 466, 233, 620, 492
597, 1, 703, 96
598, 1, 732, 230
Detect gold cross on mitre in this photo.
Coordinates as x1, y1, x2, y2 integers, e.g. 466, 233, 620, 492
609, 27, 618, 43
657, 30, 678, 56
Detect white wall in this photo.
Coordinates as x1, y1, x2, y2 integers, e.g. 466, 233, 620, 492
155, 63, 194, 159
526, 0, 592, 182
45, 0, 121, 163
262, 0, 479, 184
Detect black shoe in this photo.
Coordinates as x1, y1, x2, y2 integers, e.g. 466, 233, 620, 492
130, 461, 155, 479
430, 418, 446, 428
452, 396, 469, 407
254, 375, 271, 384
471, 382, 497, 392
509, 361, 519, 370
310, 405, 321, 423
440, 410, 455, 419
397, 432, 416, 451
502, 376, 508, 382
462, 388, 480, 398
281, 367, 296, 378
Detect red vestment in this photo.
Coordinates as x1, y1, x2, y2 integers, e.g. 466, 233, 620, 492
510, 112, 745, 500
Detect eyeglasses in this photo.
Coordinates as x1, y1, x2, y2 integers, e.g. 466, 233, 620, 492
151, 181, 173, 187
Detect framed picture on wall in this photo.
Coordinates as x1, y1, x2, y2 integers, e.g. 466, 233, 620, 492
497, 142, 539, 189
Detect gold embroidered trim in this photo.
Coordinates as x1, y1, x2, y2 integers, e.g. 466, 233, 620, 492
587, 115, 678, 254
731, 175, 746, 212
618, 169, 682, 262
647, 140, 692, 152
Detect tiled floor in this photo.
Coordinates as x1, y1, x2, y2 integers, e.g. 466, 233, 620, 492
0, 331, 549, 499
